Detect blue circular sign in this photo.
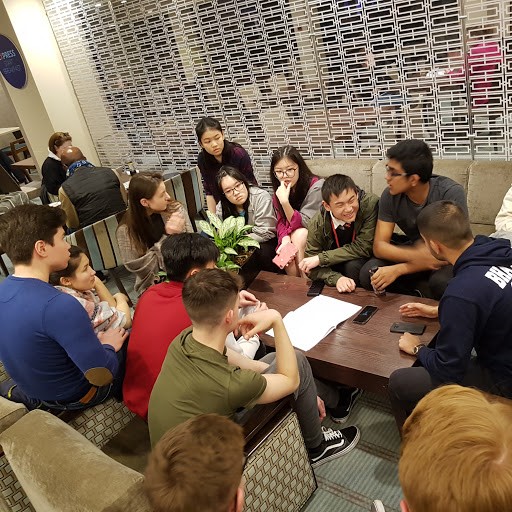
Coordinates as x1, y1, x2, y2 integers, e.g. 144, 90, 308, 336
0, 35, 27, 89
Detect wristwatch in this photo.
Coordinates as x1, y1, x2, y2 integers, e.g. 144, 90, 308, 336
413, 343, 426, 355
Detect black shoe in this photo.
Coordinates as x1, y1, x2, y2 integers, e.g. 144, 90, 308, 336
330, 388, 363, 423
309, 425, 360, 468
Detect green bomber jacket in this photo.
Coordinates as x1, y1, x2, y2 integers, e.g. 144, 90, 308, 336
305, 190, 379, 286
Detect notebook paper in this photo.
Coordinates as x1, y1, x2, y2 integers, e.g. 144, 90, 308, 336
266, 295, 361, 351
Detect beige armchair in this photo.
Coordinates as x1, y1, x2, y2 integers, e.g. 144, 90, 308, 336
0, 408, 152, 512
0, 397, 316, 512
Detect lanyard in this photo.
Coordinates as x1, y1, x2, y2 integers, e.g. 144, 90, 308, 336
331, 219, 355, 248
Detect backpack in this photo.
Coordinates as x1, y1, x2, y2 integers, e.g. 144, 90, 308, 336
0, 191, 31, 215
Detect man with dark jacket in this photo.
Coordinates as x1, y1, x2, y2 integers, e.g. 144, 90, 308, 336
59, 146, 127, 229
388, 201, 512, 431
300, 174, 379, 292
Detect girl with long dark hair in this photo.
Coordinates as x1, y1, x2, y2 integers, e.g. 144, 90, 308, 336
270, 145, 324, 277
216, 165, 277, 274
196, 117, 257, 213
116, 172, 192, 295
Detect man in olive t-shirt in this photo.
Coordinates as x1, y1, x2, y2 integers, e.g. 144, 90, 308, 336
149, 326, 266, 442
148, 268, 360, 468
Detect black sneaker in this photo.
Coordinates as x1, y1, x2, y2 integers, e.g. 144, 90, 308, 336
309, 425, 360, 468
330, 388, 363, 423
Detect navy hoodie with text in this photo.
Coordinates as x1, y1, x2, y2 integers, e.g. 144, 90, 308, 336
417, 235, 512, 389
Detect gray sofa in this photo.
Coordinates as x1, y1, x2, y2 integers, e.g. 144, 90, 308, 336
305, 158, 512, 236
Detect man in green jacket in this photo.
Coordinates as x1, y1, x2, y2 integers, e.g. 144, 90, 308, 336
300, 174, 379, 293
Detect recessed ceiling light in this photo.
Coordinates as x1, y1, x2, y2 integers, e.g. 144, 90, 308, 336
95, 2, 101, 6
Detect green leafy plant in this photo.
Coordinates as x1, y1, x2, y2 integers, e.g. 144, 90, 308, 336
198, 211, 260, 271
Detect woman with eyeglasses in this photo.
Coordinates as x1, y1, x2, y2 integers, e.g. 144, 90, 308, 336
216, 166, 278, 276
270, 146, 324, 277
195, 117, 258, 213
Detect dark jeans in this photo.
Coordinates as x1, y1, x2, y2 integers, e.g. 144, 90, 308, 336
260, 351, 338, 449
331, 258, 368, 287
0, 378, 115, 412
0, 347, 126, 412
240, 238, 282, 287
388, 359, 511, 433
359, 257, 453, 300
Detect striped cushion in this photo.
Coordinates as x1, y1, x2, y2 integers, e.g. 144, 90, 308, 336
65, 211, 126, 271
164, 169, 205, 228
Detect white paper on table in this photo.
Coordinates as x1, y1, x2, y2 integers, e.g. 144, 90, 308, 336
266, 295, 362, 351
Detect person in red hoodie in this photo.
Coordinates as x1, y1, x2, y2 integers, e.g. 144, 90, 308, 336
123, 233, 263, 419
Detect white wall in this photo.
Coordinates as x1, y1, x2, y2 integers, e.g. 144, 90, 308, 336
0, 0, 98, 169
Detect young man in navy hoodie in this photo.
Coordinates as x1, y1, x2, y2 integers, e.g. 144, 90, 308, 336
388, 200, 512, 431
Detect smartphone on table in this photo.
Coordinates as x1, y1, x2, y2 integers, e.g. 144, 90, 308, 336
307, 280, 325, 297
390, 322, 426, 335
352, 305, 378, 325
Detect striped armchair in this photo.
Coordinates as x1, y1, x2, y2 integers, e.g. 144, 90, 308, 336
65, 210, 133, 305
164, 167, 205, 230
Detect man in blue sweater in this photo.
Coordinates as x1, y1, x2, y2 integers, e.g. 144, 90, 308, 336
0, 204, 128, 410
388, 201, 512, 431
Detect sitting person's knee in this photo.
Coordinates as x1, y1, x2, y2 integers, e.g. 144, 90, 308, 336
359, 259, 379, 290
291, 228, 308, 248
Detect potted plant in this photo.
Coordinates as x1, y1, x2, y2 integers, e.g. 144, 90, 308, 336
197, 211, 260, 271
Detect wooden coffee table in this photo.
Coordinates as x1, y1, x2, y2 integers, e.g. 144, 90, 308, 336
248, 271, 439, 395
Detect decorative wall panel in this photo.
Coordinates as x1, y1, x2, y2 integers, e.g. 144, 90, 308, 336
43, 0, 511, 185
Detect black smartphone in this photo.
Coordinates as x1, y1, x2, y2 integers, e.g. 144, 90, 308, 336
390, 321, 426, 335
352, 305, 378, 324
307, 280, 325, 297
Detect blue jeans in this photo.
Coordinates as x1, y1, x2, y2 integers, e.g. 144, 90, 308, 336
0, 346, 127, 412
0, 378, 115, 411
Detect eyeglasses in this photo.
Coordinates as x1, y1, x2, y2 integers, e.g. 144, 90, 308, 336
223, 181, 245, 196
274, 166, 297, 178
385, 168, 408, 179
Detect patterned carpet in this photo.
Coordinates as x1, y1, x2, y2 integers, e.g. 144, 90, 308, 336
303, 392, 402, 512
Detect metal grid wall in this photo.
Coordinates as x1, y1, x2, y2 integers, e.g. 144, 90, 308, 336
43, 0, 511, 184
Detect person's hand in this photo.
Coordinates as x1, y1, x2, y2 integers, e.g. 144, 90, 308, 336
399, 302, 438, 319
414, 242, 449, 270
336, 276, 356, 293
254, 301, 268, 312
370, 265, 401, 290
98, 327, 128, 352
165, 210, 185, 234
299, 255, 320, 273
398, 332, 421, 355
276, 236, 291, 255
317, 396, 326, 422
237, 309, 281, 340
276, 181, 291, 205
239, 290, 258, 308
93, 275, 102, 289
